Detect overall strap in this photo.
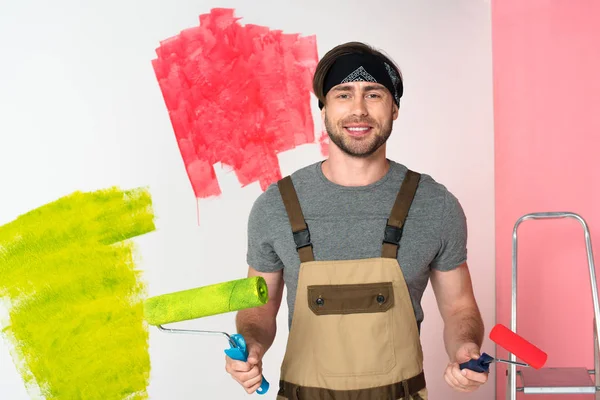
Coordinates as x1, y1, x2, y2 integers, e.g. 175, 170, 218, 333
382, 169, 421, 259
277, 176, 315, 263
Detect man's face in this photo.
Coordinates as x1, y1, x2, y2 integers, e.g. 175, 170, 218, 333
322, 81, 398, 158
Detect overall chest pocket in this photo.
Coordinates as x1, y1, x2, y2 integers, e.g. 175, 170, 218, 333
307, 282, 396, 376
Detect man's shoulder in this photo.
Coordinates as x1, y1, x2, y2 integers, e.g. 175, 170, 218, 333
390, 161, 466, 240
390, 160, 454, 201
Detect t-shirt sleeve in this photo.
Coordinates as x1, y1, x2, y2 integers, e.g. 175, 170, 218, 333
246, 193, 285, 272
430, 190, 468, 271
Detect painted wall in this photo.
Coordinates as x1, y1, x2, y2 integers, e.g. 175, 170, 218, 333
0, 1, 495, 399
493, 0, 600, 399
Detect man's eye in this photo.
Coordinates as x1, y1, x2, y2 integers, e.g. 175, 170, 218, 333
337, 94, 349, 99
367, 93, 381, 98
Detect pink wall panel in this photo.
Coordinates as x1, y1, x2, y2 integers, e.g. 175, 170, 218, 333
493, 1, 600, 398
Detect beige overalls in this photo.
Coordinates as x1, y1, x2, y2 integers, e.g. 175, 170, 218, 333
275, 169, 428, 400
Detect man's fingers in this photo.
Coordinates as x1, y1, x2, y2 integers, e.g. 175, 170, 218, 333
238, 365, 262, 382
451, 364, 472, 387
247, 349, 261, 365
446, 363, 484, 392
243, 374, 264, 392
245, 381, 262, 394
444, 370, 460, 388
461, 368, 489, 384
226, 362, 262, 383
226, 360, 252, 373
247, 344, 264, 365
444, 361, 488, 393
444, 370, 469, 393
445, 365, 465, 388
454, 364, 488, 387
224, 350, 266, 395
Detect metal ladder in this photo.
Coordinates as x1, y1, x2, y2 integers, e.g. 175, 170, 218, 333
507, 212, 600, 398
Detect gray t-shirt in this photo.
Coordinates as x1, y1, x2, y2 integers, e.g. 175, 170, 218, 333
246, 159, 467, 330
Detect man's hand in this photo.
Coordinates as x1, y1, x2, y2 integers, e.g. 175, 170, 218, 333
444, 342, 488, 392
225, 342, 265, 394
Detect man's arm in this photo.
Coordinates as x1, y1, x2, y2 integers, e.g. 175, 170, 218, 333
226, 266, 284, 393
235, 266, 284, 357
430, 261, 484, 362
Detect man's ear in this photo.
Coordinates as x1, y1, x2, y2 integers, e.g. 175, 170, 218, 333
392, 103, 399, 120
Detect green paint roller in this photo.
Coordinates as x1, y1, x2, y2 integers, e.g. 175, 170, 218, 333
144, 276, 270, 395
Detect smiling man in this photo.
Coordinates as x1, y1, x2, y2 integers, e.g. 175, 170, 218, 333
225, 41, 488, 399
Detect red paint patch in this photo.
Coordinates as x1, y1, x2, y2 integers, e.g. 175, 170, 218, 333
318, 129, 329, 157
152, 8, 318, 197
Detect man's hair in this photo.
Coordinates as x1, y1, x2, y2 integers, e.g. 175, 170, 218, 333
312, 41, 403, 108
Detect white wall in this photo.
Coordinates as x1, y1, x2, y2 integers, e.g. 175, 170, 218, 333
0, 1, 495, 399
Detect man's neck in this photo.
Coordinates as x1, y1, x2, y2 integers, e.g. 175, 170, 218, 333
321, 146, 390, 187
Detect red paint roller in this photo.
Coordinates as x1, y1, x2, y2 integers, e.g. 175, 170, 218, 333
460, 324, 547, 373
490, 324, 547, 369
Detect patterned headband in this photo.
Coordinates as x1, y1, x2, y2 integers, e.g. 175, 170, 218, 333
319, 52, 403, 109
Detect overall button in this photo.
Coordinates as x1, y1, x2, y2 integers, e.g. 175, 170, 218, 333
376, 294, 385, 304
315, 297, 324, 306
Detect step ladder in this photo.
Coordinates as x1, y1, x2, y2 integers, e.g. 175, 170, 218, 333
507, 212, 600, 399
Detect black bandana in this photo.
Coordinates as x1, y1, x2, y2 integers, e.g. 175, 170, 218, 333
319, 52, 403, 109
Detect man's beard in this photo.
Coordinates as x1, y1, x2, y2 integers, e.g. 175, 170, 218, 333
324, 114, 393, 158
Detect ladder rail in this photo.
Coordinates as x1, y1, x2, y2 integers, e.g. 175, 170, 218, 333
509, 212, 600, 400
595, 317, 599, 400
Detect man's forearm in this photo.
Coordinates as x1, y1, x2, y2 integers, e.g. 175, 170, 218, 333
235, 308, 277, 354
443, 305, 484, 361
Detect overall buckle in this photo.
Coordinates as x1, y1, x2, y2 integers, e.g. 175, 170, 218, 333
382, 220, 403, 245
293, 227, 312, 251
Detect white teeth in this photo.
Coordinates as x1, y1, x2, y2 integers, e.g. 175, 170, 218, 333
347, 127, 369, 131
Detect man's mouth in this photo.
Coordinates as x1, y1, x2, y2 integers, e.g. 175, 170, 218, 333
344, 125, 372, 136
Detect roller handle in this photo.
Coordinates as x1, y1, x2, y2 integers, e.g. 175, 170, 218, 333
459, 352, 494, 373
224, 333, 269, 395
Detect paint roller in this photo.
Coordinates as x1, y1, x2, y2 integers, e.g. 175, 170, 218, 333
460, 323, 548, 373
144, 276, 271, 395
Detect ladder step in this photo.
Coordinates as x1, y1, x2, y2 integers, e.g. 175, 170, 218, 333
519, 367, 596, 394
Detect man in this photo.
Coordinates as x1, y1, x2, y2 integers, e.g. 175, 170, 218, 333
225, 41, 488, 399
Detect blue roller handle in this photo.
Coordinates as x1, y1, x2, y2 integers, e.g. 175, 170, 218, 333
224, 333, 269, 395
459, 352, 494, 373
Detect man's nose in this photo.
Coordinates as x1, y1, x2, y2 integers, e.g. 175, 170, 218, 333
350, 97, 368, 116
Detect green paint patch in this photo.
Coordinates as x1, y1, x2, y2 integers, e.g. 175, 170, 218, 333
0, 187, 155, 399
